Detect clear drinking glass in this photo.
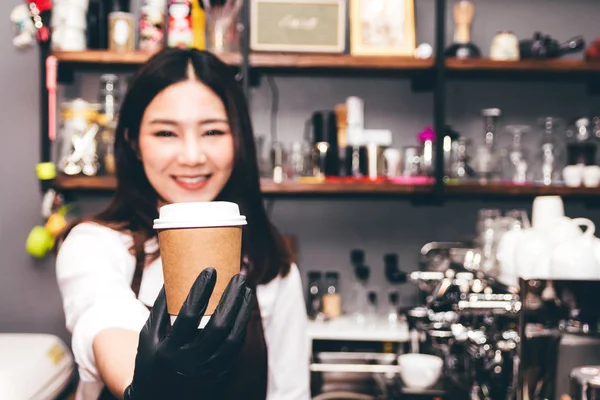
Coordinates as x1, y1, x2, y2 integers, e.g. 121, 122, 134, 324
202, 0, 242, 53
503, 125, 531, 183
536, 117, 565, 185
476, 208, 501, 273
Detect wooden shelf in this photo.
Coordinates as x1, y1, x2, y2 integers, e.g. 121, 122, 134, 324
53, 50, 151, 65
54, 175, 433, 195
53, 51, 600, 76
446, 57, 600, 73
53, 176, 600, 197
52, 50, 433, 71
53, 50, 242, 66
445, 181, 600, 197
55, 175, 117, 190
260, 179, 434, 195
249, 53, 434, 70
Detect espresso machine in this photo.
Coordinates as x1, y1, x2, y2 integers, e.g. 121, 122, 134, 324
407, 260, 521, 399
407, 240, 600, 400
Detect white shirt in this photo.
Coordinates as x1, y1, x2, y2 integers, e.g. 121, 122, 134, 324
55, 222, 310, 400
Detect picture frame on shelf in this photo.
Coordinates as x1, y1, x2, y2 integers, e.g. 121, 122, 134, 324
250, 0, 346, 53
349, 0, 416, 57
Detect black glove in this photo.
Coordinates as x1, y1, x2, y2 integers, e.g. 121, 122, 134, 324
123, 267, 254, 400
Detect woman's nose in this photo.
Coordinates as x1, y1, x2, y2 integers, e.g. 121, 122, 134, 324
177, 137, 207, 166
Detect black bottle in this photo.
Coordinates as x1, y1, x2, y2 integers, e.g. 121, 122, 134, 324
306, 271, 322, 318
384, 253, 407, 284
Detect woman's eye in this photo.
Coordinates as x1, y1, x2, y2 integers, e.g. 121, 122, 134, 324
204, 130, 225, 136
155, 131, 175, 137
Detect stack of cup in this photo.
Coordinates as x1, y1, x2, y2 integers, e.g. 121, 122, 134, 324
51, 0, 89, 51
531, 195, 565, 230
153, 202, 247, 328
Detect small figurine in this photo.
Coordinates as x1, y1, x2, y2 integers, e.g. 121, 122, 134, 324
10, 4, 36, 49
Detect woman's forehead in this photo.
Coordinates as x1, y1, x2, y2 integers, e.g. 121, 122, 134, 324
143, 80, 227, 122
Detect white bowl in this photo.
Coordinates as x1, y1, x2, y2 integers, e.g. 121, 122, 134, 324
398, 353, 443, 389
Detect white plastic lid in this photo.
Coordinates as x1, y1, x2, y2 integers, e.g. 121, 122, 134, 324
153, 201, 247, 230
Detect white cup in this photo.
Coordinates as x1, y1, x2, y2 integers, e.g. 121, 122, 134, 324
52, 0, 90, 12
51, 26, 87, 51
51, 4, 87, 29
583, 166, 600, 188
563, 164, 584, 187
531, 196, 564, 230
153, 202, 247, 328
383, 148, 401, 177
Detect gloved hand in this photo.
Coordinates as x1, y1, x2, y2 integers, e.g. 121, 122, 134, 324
123, 267, 254, 400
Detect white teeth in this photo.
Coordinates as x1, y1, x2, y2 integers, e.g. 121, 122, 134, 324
176, 176, 207, 184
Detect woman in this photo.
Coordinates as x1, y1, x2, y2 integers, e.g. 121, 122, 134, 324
56, 48, 310, 399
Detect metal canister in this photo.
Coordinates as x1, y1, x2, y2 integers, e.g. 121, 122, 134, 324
570, 366, 600, 400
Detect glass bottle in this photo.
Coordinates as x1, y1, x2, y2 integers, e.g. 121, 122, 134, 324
387, 291, 400, 327
97, 74, 121, 175
476, 208, 501, 273
366, 291, 378, 326
322, 272, 341, 319
306, 271, 323, 320
450, 136, 475, 180
536, 117, 564, 185
350, 249, 369, 324
472, 108, 502, 182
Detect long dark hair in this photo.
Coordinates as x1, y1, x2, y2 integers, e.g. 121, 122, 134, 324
63, 48, 290, 286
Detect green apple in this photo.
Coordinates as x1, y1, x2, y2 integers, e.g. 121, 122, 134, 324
26, 226, 55, 258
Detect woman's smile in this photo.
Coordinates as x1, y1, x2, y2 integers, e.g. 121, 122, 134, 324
171, 174, 212, 190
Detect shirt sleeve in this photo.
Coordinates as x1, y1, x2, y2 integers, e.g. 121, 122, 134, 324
260, 263, 311, 400
55, 223, 150, 383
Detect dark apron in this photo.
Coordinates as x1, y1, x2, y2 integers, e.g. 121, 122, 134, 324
98, 258, 268, 400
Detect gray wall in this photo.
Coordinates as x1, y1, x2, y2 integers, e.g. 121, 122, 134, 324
0, 1, 69, 337
2, 0, 600, 341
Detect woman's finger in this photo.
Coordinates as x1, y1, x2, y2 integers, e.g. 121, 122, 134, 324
201, 286, 254, 372
168, 267, 217, 347
194, 273, 247, 349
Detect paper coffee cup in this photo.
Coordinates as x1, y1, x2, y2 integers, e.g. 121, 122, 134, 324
153, 202, 247, 326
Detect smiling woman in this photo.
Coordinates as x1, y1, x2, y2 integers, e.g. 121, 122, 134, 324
138, 77, 235, 203
54, 48, 310, 400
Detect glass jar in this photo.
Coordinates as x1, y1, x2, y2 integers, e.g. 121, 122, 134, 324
56, 98, 102, 176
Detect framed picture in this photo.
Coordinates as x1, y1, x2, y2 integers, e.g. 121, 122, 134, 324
350, 0, 416, 56
250, 0, 346, 53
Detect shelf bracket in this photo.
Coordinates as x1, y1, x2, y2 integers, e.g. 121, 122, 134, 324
57, 65, 75, 84
409, 193, 445, 207
410, 71, 435, 93
39, 43, 51, 166
587, 78, 600, 96
433, 0, 447, 199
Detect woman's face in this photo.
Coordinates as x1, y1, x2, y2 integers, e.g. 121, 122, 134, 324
138, 79, 235, 204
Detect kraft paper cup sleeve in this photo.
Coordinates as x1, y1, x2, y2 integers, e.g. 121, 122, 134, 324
159, 226, 242, 317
